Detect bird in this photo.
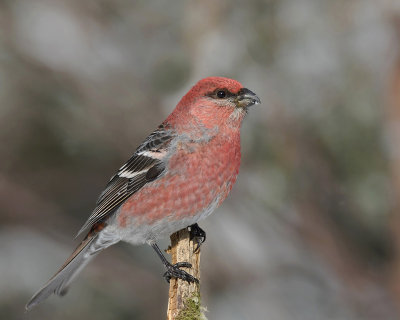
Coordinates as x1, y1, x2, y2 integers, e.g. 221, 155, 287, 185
26, 76, 260, 310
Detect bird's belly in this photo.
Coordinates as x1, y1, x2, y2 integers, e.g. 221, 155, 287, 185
113, 177, 224, 245
110, 195, 220, 245
114, 138, 240, 244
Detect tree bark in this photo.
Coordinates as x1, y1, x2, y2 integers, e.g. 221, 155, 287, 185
166, 228, 202, 320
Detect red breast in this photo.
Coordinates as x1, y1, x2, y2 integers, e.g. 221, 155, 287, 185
117, 129, 241, 228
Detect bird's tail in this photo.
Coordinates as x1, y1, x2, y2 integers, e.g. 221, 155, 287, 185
26, 230, 119, 311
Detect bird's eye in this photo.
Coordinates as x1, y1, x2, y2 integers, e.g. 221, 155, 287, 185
216, 90, 226, 98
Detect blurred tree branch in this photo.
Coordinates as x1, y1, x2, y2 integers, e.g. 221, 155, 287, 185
387, 16, 400, 312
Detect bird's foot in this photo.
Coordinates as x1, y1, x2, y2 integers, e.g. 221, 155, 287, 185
189, 223, 206, 253
163, 262, 199, 284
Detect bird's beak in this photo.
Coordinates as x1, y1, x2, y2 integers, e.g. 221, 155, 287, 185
236, 88, 261, 108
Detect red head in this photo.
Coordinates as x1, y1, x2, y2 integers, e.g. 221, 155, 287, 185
165, 77, 260, 130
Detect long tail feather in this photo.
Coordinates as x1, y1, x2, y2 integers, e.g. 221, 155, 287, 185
26, 231, 117, 311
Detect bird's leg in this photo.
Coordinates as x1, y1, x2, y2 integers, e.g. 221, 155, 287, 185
151, 243, 199, 284
189, 223, 206, 253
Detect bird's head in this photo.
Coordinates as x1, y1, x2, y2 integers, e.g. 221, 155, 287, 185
166, 77, 260, 130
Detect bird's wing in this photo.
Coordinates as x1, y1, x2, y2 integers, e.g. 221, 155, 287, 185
76, 125, 175, 237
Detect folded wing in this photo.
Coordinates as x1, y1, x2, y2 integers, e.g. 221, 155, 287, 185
76, 126, 175, 237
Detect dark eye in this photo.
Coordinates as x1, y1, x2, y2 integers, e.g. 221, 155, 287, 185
216, 90, 226, 98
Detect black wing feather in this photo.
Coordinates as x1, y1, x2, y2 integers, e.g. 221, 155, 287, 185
76, 126, 174, 237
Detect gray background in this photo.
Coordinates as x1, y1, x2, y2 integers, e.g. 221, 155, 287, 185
1, 0, 400, 319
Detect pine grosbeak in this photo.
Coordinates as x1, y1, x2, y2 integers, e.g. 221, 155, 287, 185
26, 76, 260, 310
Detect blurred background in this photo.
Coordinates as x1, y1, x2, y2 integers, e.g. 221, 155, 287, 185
1, 0, 400, 319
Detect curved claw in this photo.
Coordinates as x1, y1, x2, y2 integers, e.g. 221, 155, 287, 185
174, 262, 192, 268
163, 262, 199, 284
189, 224, 206, 253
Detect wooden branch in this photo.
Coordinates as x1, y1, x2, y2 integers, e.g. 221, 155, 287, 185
166, 228, 203, 320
